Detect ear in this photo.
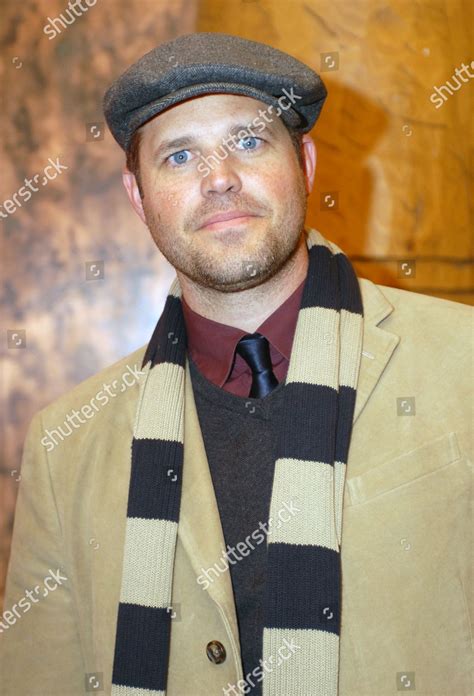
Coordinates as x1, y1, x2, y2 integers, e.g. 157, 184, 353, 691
301, 134, 317, 194
122, 168, 146, 224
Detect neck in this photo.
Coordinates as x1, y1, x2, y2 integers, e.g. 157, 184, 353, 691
178, 233, 309, 333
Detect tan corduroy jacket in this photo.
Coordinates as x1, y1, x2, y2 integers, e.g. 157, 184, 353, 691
1, 276, 472, 696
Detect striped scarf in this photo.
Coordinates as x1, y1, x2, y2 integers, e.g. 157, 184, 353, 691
111, 227, 364, 695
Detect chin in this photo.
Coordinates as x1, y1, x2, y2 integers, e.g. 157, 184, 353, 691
214, 265, 279, 293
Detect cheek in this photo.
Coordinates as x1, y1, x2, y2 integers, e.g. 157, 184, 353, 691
143, 183, 188, 221
161, 190, 182, 213
247, 165, 301, 206
141, 166, 187, 214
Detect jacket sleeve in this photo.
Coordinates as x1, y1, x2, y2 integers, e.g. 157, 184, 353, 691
0, 411, 85, 696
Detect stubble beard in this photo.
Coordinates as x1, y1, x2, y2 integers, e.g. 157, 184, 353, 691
142, 172, 308, 293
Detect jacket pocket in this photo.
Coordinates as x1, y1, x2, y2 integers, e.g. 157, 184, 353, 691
339, 430, 473, 695
345, 430, 462, 506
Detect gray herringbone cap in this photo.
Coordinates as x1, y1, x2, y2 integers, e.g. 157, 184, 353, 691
103, 32, 327, 151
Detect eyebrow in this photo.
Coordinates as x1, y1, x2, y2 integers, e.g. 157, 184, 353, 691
152, 120, 277, 159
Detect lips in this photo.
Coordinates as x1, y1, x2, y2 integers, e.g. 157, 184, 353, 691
199, 211, 258, 228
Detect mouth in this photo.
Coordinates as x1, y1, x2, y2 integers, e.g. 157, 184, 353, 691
198, 211, 260, 230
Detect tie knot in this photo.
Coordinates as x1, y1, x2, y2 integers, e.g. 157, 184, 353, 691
234, 333, 279, 398
235, 332, 272, 374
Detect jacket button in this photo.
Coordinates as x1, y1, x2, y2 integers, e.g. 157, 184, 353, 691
206, 640, 226, 664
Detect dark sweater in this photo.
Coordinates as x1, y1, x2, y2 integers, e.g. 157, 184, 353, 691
188, 354, 286, 694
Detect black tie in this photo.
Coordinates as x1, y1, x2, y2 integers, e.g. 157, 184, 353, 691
234, 332, 279, 398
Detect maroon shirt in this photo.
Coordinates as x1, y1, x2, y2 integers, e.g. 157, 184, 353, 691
181, 278, 306, 397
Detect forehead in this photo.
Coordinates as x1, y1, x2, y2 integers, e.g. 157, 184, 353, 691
140, 92, 287, 141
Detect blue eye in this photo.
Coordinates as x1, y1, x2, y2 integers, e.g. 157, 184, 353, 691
238, 136, 262, 150
168, 150, 190, 165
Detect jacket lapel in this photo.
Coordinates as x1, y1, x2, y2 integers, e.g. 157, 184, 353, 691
353, 278, 400, 425
178, 359, 241, 647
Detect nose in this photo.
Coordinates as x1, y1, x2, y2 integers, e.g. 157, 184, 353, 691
200, 156, 242, 197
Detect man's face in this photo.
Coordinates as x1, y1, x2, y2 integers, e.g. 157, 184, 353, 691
124, 93, 315, 293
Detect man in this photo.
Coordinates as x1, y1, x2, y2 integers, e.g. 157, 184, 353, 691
1, 32, 472, 696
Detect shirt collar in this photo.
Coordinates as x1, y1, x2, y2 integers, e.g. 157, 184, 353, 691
181, 276, 306, 387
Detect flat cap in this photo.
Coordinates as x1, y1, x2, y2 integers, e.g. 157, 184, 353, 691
103, 32, 327, 151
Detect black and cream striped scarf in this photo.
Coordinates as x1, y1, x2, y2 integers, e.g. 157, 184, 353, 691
111, 227, 364, 695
